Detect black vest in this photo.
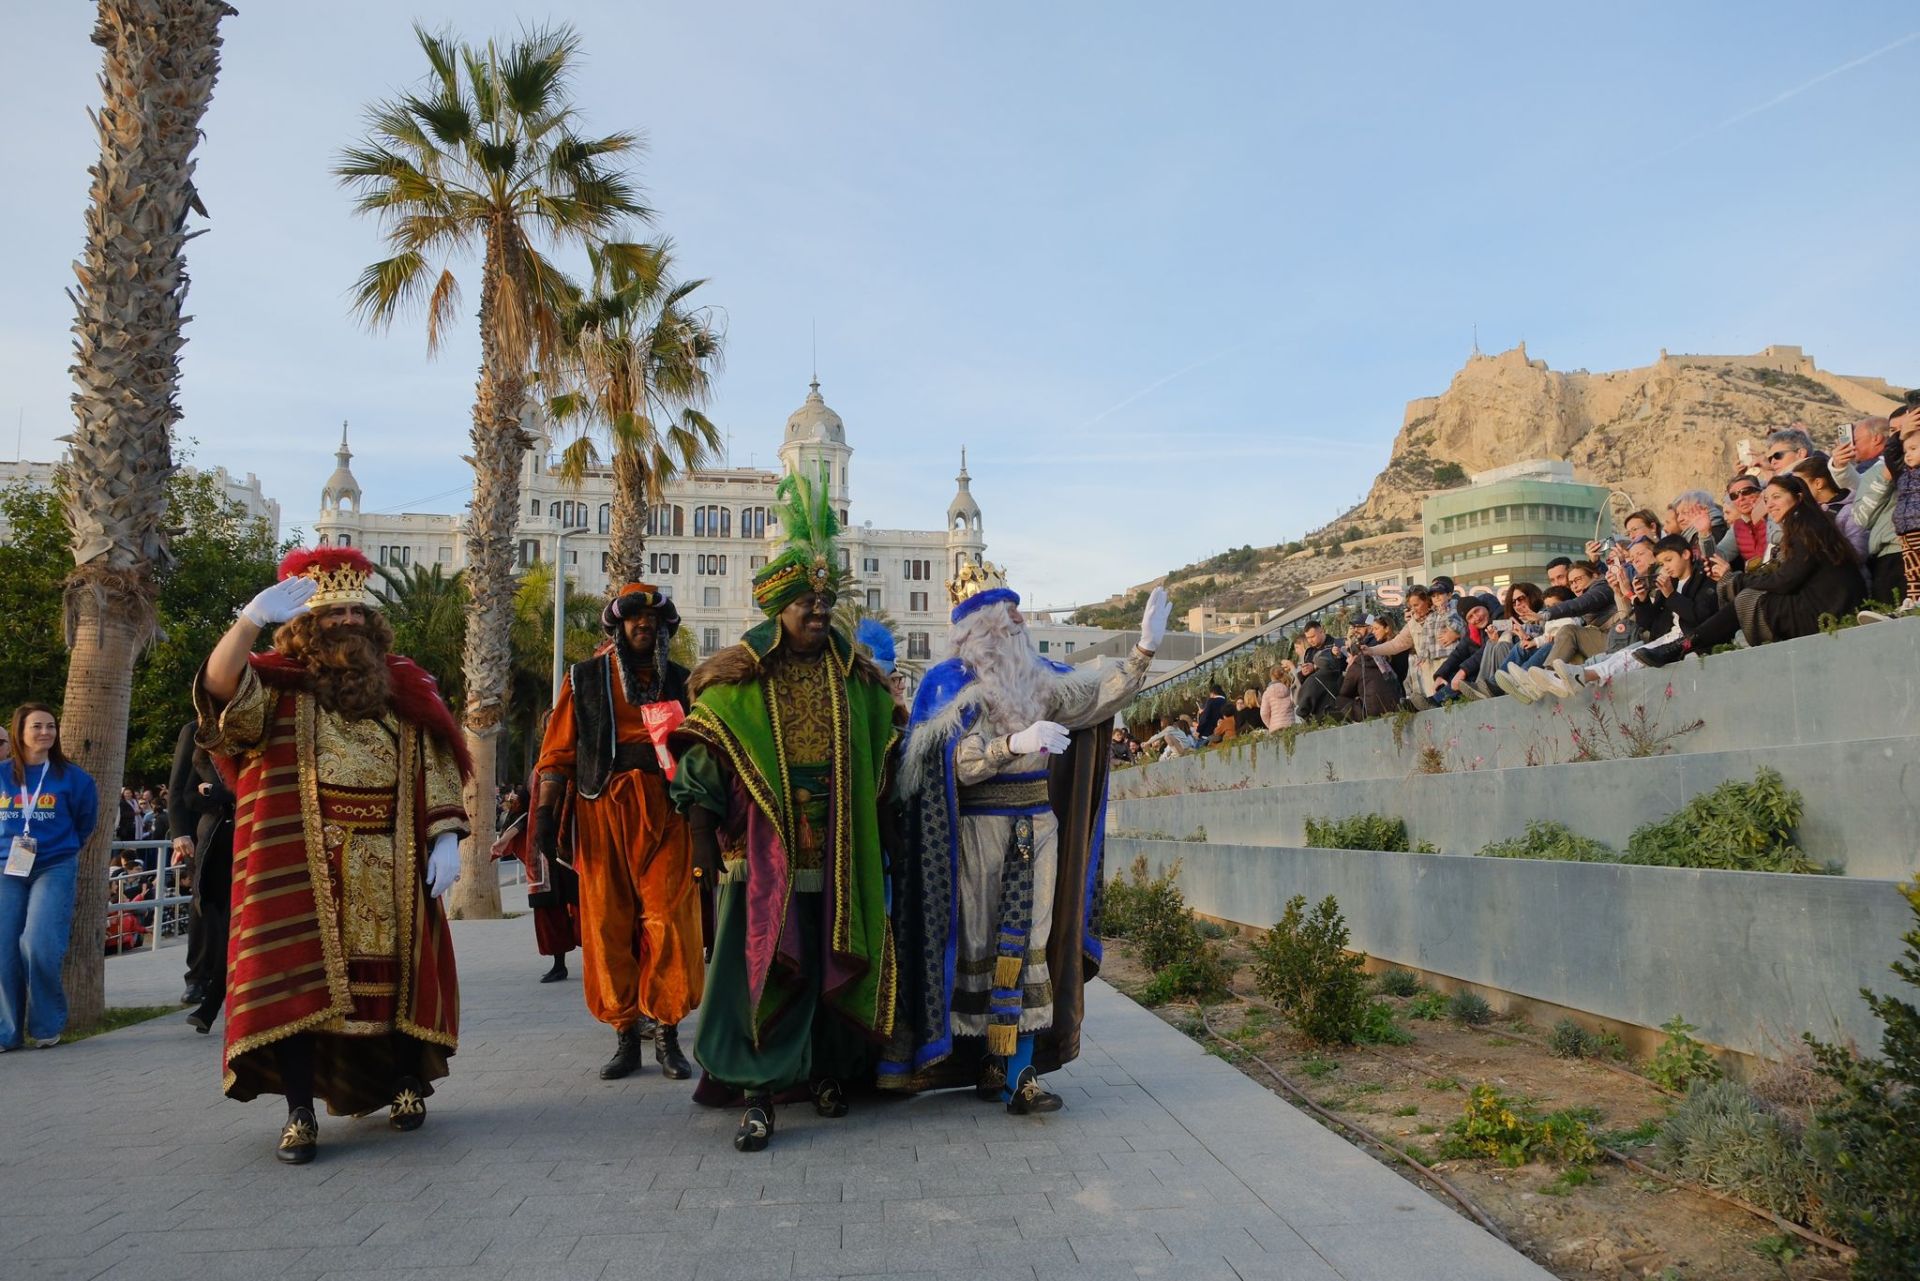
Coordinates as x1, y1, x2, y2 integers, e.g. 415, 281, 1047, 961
571, 653, 691, 799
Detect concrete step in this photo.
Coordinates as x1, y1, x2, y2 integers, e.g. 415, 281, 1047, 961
1116, 617, 1920, 796
1112, 836, 1912, 1061
1110, 734, 1920, 879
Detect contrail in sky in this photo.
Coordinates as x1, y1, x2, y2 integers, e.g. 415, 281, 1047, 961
1654, 29, 1919, 158
1073, 340, 1252, 432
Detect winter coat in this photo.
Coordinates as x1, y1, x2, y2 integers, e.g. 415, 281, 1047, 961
1739, 543, 1866, 640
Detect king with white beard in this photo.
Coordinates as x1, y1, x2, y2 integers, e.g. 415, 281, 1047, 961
881, 563, 1170, 1113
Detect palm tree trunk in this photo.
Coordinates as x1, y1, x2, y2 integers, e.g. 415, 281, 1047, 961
607, 446, 649, 587
447, 233, 530, 920
59, 0, 234, 1027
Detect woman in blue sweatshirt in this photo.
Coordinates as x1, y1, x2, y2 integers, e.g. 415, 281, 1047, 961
0, 703, 100, 1049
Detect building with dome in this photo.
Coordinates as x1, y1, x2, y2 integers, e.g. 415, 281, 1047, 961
311, 380, 1004, 668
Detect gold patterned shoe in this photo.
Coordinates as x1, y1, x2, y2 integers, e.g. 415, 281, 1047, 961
1005, 1067, 1064, 1116
974, 1059, 1007, 1102
389, 1077, 427, 1132
277, 1107, 318, 1164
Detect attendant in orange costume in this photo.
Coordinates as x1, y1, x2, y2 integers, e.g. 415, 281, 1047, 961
534, 584, 702, 1080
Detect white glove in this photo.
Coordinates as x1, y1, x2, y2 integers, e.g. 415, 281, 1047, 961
426, 832, 462, 898
1138, 586, 1171, 653
1009, 720, 1071, 756
241, 577, 317, 627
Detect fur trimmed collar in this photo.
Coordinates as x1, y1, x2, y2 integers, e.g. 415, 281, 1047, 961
898, 654, 1098, 797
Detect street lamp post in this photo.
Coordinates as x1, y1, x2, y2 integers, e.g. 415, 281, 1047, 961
551, 525, 570, 705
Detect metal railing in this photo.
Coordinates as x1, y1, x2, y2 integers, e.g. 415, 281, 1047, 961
102, 840, 193, 955
1133, 581, 1374, 702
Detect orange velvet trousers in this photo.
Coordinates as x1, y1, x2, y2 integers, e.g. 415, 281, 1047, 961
572, 769, 703, 1030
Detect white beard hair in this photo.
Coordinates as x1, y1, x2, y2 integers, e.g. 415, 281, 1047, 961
951, 603, 1053, 735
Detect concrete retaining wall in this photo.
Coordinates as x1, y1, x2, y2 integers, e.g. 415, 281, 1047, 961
1115, 620, 1920, 798
1110, 737, 1920, 879
1113, 836, 1912, 1060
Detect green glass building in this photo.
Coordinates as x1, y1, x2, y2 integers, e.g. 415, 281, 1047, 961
1421, 460, 1609, 593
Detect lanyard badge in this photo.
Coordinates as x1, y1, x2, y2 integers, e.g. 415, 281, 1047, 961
5, 763, 50, 877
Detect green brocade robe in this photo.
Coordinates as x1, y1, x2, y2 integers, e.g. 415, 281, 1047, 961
671, 622, 900, 1053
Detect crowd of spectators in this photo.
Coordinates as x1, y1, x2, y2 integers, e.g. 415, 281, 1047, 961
1121, 401, 1920, 755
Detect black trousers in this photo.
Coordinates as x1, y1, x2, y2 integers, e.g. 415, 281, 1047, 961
184, 823, 233, 994
1866, 552, 1905, 608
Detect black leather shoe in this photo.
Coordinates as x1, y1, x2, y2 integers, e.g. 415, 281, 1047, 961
734, 1097, 774, 1152
974, 1059, 1007, 1102
389, 1077, 427, 1132
600, 1024, 644, 1080
653, 1022, 692, 1080
181, 981, 205, 1006
1632, 640, 1686, 668
810, 1077, 849, 1119
185, 996, 220, 1034
276, 1107, 318, 1164
539, 957, 568, 983
1006, 1067, 1064, 1115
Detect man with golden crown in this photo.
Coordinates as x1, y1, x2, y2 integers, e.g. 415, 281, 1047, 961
668, 474, 901, 1153
882, 563, 1168, 1112
195, 547, 468, 1164
532, 583, 703, 1081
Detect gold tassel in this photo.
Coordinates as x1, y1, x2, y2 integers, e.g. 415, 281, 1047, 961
986, 1023, 1017, 1057
993, 953, 1023, 990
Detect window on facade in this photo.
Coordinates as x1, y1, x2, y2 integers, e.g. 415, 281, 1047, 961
866, 589, 881, 610
903, 559, 931, 580
701, 627, 720, 656
909, 591, 928, 613
1063, 642, 1075, 654
598, 504, 611, 534
862, 557, 879, 574
437, 546, 451, 563
818, 460, 831, 491
568, 549, 578, 565
601, 552, 610, 573
741, 507, 766, 540
649, 552, 681, 576
906, 632, 930, 660
517, 539, 540, 567
704, 587, 720, 607
530, 499, 540, 516
318, 534, 331, 546
548, 501, 560, 521
693, 506, 705, 537
1037, 640, 1050, 654
337, 533, 351, 547
749, 555, 767, 571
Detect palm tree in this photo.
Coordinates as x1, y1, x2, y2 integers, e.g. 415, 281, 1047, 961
548, 239, 724, 586
379, 563, 468, 710
59, 0, 235, 1028
337, 23, 647, 917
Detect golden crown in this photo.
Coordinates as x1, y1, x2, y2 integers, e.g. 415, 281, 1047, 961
946, 558, 1009, 606
279, 547, 379, 611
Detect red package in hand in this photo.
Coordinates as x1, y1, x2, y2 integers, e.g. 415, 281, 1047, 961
641, 701, 686, 781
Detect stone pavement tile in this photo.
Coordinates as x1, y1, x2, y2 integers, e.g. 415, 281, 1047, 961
87, 1250, 322, 1281
1202, 1256, 1343, 1281
793, 1242, 981, 1276
1153, 1227, 1264, 1259
936, 1267, 1035, 1281
1068, 1230, 1175, 1263
688, 1249, 794, 1281
879, 1193, 1030, 1223
1128, 1262, 1243, 1281
597, 1257, 695, 1281
1290, 1220, 1553, 1281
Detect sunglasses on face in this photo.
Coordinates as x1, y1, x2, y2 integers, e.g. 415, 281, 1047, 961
1766, 451, 1792, 463
1728, 488, 1759, 500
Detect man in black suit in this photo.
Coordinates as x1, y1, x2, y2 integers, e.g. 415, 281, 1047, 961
167, 720, 236, 1031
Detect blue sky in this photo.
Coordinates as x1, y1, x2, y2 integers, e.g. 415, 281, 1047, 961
4, 3, 1915, 606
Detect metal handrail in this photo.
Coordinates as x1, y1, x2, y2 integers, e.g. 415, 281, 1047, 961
1135, 581, 1372, 697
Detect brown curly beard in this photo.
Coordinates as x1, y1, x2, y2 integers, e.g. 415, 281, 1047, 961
273, 612, 394, 722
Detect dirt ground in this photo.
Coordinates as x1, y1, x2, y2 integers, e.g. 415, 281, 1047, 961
1098, 940, 1850, 1281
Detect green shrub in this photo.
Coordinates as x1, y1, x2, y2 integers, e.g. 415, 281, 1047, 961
1409, 991, 1449, 1021
1548, 1019, 1594, 1059
1805, 880, 1920, 1271
1479, 821, 1614, 863
1655, 1080, 1815, 1221
1646, 1016, 1720, 1092
1138, 950, 1232, 1005
1304, 813, 1412, 852
1358, 1000, 1415, 1046
1100, 855, 1153, 938
1378, 968, 1423, 997
1439, 1085, 1598, 1167
1250, 894, 1371, 1045
1448, 991, 1493, 1027
1624, 769, 1826, 874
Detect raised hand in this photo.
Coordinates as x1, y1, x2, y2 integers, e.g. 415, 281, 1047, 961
241, 577, 317, 628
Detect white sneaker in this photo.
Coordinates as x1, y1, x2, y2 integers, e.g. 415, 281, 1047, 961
1493, 669, 1538, 703
1529, 666, 1573, 698
28, 1036, 59, 1048
1550, 659, 1585, 696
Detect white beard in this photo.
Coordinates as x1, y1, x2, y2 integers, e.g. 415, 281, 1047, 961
950, 603, 1055, 735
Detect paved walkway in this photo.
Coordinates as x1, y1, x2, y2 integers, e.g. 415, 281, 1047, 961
0, 905, 1550, 1281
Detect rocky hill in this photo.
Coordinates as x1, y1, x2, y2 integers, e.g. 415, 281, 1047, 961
1076, 343, 1909, 628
